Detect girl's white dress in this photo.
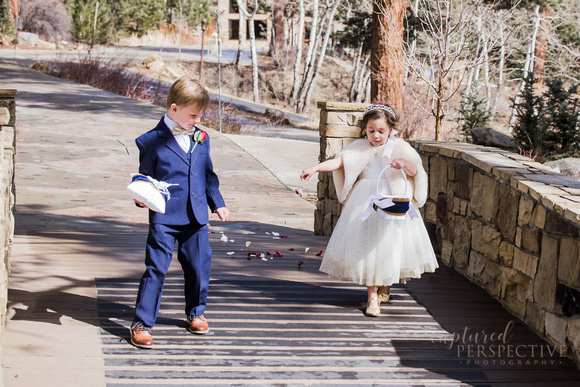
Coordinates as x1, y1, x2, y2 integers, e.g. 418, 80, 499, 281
320, 138, 438, 286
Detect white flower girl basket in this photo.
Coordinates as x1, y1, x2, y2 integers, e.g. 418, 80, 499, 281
361, 164, 418, 221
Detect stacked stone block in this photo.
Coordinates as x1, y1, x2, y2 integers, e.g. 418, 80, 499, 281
316, 101, 580, 367
0, 89, 16, 354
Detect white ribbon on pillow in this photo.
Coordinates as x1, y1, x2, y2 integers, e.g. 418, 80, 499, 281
131, 174, 179, 201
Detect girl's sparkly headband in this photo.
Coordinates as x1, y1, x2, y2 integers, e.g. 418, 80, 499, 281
363, 104, 396, 119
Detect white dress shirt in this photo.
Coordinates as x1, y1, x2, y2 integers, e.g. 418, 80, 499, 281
164, 114, 191, 153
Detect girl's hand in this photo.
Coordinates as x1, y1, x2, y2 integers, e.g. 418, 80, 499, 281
300, 157, 344, 181
390, 158, 406, 170
390, 158, 417, 176
300, 166, 318, 181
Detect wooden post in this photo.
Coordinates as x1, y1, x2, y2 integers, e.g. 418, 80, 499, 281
90, 1, 99, 49
178, 0, 182, 62
200, 19, 207, 81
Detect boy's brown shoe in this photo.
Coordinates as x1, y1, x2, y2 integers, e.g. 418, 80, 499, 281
188, 315, 209, 335
130, 321, 153, 349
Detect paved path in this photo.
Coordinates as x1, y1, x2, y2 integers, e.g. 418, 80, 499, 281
0, 47, 313, 126
2, 60, 580, 386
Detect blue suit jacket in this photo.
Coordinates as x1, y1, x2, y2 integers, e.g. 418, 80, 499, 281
136, 118, 225, 226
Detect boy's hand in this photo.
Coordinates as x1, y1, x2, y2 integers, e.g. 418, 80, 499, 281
216, 207, 230, 221
134, 199, 148, 209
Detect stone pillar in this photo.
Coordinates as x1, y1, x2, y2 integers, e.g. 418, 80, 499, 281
0, 89, 16, 364
314, 102, 369, 236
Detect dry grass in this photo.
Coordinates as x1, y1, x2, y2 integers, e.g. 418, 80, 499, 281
42, 53, 273, 134
123, 52, 354, 124
41, 49, 519, 142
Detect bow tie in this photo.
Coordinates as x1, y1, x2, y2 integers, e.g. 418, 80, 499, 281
172, 126, 196, 136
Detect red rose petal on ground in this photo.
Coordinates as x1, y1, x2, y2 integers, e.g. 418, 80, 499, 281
298, 261, 304, 267
316, 250, 324, 256
289, 248, 294, 251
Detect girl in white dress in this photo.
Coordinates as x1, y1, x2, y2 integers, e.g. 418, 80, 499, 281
300, 104, 438, 317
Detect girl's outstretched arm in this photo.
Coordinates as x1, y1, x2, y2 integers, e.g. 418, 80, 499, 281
300, 157, 344, 181
390, 158, 417, 177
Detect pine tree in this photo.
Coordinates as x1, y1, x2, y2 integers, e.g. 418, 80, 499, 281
127, 0, 165, 38
543, 80, 580, 157
458, 86, 493, 142
0, 0, 14, 38
511, 73, 548, 156
165, 0, 211, 30
69, 0, 113, 44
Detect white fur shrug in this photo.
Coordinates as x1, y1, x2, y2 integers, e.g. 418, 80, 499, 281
332, 138, 428, 207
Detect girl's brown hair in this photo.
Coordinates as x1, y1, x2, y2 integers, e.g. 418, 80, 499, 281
358, 104, 399, 138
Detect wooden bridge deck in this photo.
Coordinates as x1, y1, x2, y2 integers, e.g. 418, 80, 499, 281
5, 219, 580, 386
2, 59, 580, 386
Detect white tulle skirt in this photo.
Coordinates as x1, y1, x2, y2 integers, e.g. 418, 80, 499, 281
320, 178, 438, 286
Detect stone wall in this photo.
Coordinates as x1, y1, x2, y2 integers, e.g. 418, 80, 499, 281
316, 101, 580, 366
0, 89, 16, 355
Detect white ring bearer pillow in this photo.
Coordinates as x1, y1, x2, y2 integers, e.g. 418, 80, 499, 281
127, 173, 178, 214
360, 164, 420, 221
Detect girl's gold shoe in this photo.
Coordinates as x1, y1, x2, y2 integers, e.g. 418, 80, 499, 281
365, 298, 380, 317
378, 286, 390, 303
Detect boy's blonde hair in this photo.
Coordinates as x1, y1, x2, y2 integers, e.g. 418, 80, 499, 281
166, 77, 210, 111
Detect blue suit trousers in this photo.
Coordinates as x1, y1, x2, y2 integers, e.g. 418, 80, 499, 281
134, 222, 212, 327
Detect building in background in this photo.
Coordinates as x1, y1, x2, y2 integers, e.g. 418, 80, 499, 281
215, 0, 270, 50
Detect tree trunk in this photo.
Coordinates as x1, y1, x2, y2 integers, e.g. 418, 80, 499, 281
298, 0, 341, 113
509, 5, 540, 131
235, 7, 244, 73
290, 0, 306, 104
296, 0, 323, 106
371, 0, 405, 113
248, 17, 259, 103
492, 43, 505, 113
237, 0, 259, 103
269, 1, 286, 65
533, 6, 552, 93
356, 56, 371, 102
360, 67, 372, 103
483, 40, 491, 111
349, 45, 363, 101
434, 92, 443, 141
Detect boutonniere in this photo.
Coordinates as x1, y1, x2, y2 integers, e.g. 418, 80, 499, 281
191, 129, 208, 153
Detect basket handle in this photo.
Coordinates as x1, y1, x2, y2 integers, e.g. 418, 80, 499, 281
375, 164, 408, 198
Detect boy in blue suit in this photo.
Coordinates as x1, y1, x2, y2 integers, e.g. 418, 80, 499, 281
130, 77, 229, 349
